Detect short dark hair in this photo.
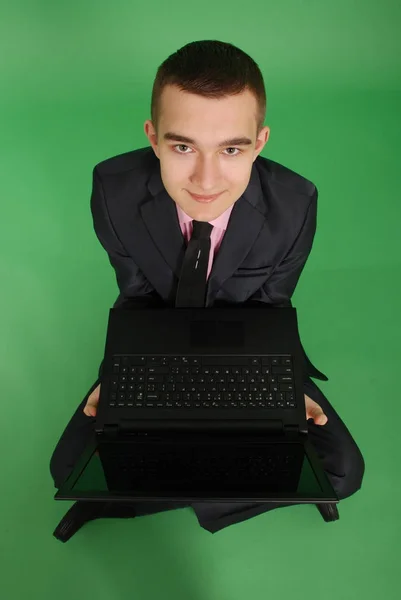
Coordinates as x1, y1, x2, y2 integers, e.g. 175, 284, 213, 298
150, 40, 267, 139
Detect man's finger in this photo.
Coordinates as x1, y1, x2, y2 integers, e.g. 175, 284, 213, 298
83, 398, 97, 416
313, 411, 328, 425
305, 394, 328, 426
83, 404, 96, 417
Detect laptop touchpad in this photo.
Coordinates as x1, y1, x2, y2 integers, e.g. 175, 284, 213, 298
190, 320, 244, 347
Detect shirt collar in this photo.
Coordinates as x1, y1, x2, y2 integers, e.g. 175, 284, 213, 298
176, 201, 234, 231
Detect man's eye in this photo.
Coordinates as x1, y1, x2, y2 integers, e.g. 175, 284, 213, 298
175, 145, 191, 153
173, 145, 242, 156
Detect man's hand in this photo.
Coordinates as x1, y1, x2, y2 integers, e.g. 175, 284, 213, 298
304, 393, 328, 426
83, 383, 101, 417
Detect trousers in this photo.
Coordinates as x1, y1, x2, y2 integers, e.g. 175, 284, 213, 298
49, 372, 365, 534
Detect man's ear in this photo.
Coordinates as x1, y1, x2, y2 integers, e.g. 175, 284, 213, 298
144, 120, 160, 159
253, 126, 270, 160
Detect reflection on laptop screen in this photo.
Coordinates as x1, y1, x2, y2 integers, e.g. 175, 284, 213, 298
66, 437, 323, 499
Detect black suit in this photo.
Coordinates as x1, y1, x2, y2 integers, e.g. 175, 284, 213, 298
91, 145, 328, 382
50, 147, 365, 534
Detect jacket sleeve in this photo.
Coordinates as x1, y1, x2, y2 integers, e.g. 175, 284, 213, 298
90, 166, 164, 379
247, 186, 318, 308
90, 165, 164, 310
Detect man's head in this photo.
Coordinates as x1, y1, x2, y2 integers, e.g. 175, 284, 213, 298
143, 40, 270, 222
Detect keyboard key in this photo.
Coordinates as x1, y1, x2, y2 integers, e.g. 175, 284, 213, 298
127, 356, 146, 365
147, 375, 164, 382
148, 357, 163, 365
272, 366, 292, 374
280, 384, 294, 392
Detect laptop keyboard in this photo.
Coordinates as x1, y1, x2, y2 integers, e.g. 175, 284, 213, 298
108, 355, 297, 410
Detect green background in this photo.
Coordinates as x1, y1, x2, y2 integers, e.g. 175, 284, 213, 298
1, 0, 400, 598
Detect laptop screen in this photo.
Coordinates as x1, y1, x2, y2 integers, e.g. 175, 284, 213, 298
59, 432, 328, 501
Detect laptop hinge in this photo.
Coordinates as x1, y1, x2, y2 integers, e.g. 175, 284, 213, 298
284, 424, 308, 436
115, 419, 285, 433
102, 424, 119, 437
284, 424, 299, 433
100, 422, 306, 436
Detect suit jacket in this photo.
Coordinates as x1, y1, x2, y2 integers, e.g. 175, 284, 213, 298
90, 146, 328, 382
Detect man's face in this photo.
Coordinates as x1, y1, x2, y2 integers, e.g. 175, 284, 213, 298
144, 85, 270, 222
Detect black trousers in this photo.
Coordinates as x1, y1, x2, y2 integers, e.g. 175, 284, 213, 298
49, 374, 365, 534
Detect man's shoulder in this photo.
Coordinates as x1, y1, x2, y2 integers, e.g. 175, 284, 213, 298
254, 154, 317, 198
93, 146, 157, 177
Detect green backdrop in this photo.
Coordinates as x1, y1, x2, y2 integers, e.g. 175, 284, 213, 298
1, 0, 400, 598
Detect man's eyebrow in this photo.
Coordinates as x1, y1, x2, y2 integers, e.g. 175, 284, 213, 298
163, 132, 253, 147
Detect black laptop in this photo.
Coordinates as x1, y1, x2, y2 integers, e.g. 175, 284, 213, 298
54, 306, 338, 506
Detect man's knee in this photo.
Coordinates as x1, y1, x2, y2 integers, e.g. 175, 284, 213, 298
334, 440, 366, 500
49, 447, 65, 489
49, 437, 79, 489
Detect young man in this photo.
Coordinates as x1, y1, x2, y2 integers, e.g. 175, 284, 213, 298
50, 40, 365, 541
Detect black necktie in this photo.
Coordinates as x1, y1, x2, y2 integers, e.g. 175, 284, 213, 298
175, 220, 214, 307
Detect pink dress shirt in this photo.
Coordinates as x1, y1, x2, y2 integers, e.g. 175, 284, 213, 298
175, 203, 234, 280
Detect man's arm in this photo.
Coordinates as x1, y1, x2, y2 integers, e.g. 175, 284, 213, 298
246, 186, 318, 308
90, 166, 164, 378
244, 187, 328, 381
90, 165, 163, 310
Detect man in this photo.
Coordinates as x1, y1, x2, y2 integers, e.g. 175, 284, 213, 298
50, 40, 365, 540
